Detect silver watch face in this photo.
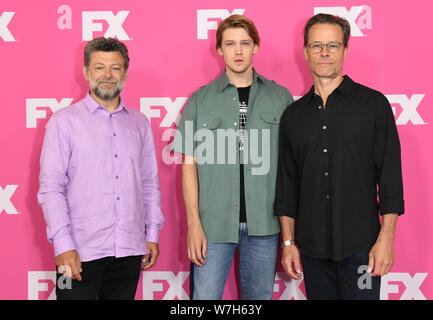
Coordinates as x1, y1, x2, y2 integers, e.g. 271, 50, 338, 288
282, 240, 295, 248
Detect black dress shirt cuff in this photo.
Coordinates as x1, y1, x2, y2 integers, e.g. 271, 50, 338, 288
379, 197, 405, 215
274, 203, 297, 218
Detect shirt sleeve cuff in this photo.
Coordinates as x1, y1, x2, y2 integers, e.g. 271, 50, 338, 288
274, 203, 298, 218
145, 224, 160, 243
379, 197, 405, 215
53, 235, 77, 257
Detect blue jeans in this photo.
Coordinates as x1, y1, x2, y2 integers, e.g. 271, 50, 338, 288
190, 223, 279, 300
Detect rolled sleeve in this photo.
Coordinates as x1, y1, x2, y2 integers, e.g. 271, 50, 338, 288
374, 93, 405, 215
274, 109, 298, 219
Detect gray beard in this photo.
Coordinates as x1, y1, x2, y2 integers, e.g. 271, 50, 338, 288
89, 78, 125, 100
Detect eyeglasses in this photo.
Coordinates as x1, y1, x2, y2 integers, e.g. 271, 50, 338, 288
307, 41, 343, 54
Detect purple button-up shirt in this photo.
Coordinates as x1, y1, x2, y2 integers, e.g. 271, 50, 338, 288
38, 93, 164, 262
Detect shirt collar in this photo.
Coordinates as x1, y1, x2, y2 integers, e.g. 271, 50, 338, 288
216, 68, 264, 92
84, 92, 128, 114
307, 75, 354, 101
336, 75, 354, 96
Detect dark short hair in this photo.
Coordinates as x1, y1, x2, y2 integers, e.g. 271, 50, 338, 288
216, 14, 260, 49
84, 37, 130, 69
303, 13, 351, 47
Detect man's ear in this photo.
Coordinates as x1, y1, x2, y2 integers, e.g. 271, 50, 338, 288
217, 46, 223, 56
253, 44, 259, 55
83, 65, 89, 81
303, 46, 308, 61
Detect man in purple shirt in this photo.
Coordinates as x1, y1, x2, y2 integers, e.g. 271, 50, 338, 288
38, 37, 164, 300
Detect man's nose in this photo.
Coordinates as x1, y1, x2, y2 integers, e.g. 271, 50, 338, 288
320, 45, 330, 57
103, 67, 112, 77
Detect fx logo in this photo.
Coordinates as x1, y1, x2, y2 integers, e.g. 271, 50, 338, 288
381, 273, 428, 300
140, 97, 187, 127
28, 270, 73, 300
274, 272, 306, 300
0, 185, 18, 214
26, 98, 73, 128
197, 9, 245, 39
386, 94, 426, 125
314, 5, 372, 37
82, 11, 130, 41
0, 12, 16, 42
142, 271, 189, 300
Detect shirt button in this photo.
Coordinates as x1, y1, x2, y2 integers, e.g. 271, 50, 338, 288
323, 149, 328, 153
203, 123, 207, 127
234, 122, 237, 126
113, 133, 117, 136
324, 172, 329, 176
116, 176, 119, 179
115, 154, 118, 158
323, 125, 327, 130
233, 97, 236, 101
117, 197, 120, 200
326, 195, 330, 199
318, 106, 322, 109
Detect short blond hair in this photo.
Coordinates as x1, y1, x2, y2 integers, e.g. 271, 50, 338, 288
216, 15, 260, 49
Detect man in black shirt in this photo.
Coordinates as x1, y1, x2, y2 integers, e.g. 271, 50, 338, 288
275, 14, 404, 299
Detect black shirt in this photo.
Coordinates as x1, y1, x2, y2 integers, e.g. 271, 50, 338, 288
274, 76, 404, 261
238, 86, 250, 223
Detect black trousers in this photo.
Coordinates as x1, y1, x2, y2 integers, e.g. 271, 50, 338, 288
301, 251, 381, 300
56, 256, 141, 300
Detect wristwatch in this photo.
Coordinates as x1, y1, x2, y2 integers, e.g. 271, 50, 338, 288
281, 240, 296, 248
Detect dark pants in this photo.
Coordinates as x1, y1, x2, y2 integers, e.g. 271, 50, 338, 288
301, 251, 381, 300
56, 256, 142, 300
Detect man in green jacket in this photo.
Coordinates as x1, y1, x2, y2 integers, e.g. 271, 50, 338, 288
173, 14, 293, 300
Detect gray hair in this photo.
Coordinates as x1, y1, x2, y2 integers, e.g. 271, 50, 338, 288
84, 37, 130, 69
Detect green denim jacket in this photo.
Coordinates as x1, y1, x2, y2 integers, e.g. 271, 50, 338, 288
173, 69, 293, 243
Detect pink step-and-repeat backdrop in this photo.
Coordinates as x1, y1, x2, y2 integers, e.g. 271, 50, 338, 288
1, 0, 432, 300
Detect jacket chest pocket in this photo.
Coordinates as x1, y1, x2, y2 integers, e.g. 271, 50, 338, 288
260, 112, 280, 126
